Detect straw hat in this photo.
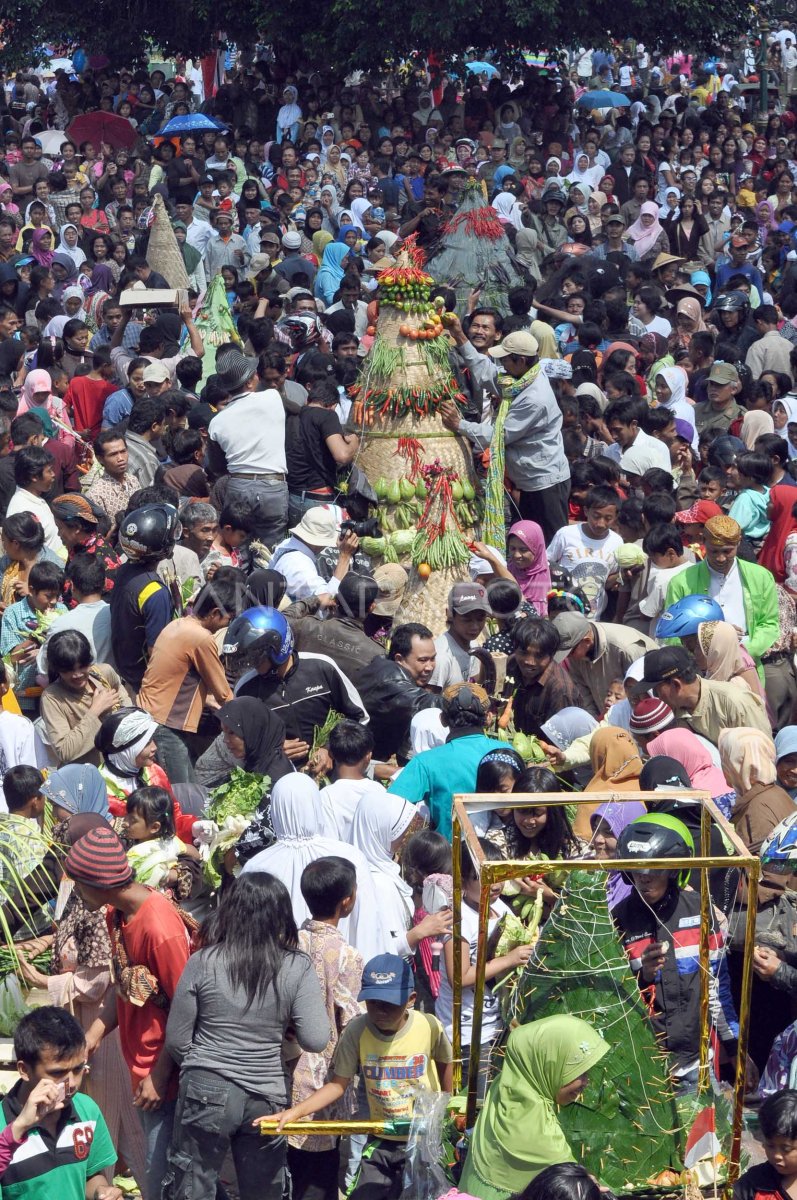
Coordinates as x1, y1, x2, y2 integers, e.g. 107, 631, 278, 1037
146, 193, 190, 290
652, 252, 686, 272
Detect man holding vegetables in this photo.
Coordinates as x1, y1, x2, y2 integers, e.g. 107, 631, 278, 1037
441, 330, 570, 543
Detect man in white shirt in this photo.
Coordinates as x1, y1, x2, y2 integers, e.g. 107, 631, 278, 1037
604, 396, 671, 472
268, 505, 358, 605
207, 347, 288, 549
6, 447, 65, 560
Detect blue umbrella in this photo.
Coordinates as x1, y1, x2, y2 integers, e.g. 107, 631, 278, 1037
159, 113, 228, 136
577, 89, 631, 108
465, 60, 499, 77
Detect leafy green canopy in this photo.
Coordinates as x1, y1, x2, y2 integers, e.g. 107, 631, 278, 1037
0, 0, 750, 72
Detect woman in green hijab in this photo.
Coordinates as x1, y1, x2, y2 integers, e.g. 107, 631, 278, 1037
459, 1015, 610, 1200
173, 221, 207, 294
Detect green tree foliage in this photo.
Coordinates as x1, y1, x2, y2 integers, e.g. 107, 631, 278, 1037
1, 0, 750, 73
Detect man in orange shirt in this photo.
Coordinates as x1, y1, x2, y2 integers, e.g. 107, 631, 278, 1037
67, 824, 191, 1200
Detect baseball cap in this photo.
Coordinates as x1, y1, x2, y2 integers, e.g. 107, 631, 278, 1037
282, 230, 302, 250
643, 646, 694, 685
605, 213, 625, 226
358, 953, 415, 1005
142, 361, 171, 384
260, 231, 281, 245
708, 362, 740, 385
488, 331, 539, 360
448, 582, 492, 616
551, 612, 591, 662
372, 563, 408, 617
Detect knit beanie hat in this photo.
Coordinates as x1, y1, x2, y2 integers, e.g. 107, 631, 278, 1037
629, 697, 674, 736
65, 825, 134, 889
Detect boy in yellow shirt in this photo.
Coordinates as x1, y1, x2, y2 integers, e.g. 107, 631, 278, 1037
260, 953, 453, 1199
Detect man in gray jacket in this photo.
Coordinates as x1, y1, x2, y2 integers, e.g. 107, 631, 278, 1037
441, 329, 569, 542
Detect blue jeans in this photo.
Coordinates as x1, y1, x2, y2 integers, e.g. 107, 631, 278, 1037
137, 1098, 177, 1200
226, 477, 288, 551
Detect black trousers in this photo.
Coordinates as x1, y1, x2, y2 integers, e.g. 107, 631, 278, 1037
287, 1144, 339, 1200
517, 477, 570, 545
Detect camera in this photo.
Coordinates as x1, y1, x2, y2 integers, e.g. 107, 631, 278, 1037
340, 517, 382, 539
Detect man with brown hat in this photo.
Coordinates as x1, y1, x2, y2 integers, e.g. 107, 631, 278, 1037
665, 514, 779, 671
694, 362, 745, 434
67, 825, 191, 1200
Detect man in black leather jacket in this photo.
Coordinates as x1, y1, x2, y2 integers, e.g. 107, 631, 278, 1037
357, 622, 442, 763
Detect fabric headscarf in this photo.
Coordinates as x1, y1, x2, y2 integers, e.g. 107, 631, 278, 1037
312, 229, 334, 260
639, 755, 692, 790
277, 86, 302, 130
172, 221, 201, 275
646, 730, 731, 801
589, 799, 647, 908
41, 764, 109, 817
104, 710, 158, 778
718, 727, 778, 795
350, 789, 420, 953
18, 369, 56, 438
86, 262, 114, 298
409, 708, 447, 756
241, 774, 383, 960
350, 197, 371, 234
759, 483, 797, 582
56, 223, 86, 270
30, 227, 55, 268
245, 568, 288, 608
697, 620, 762, 698
690, 270, 712, 306
530, 320, 559, 360
315, 242, 351, 300
585, 728, 644, 791
465, 1015, 609, 1192
540, 707, 598, 750
740, 408, 774, 449
493, 192, 523, 230
336, 223, 360, 244
620, 438, 669, 477
774, 397, 797, 459
676, 297, 707, 332
626, 200, 664, 257
658, 186, 682, 217
506, 520, 551, 612
217, 697, 292, 781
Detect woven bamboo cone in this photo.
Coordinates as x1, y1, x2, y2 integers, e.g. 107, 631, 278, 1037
146, 193, 190, 290
356, 250, 480, 634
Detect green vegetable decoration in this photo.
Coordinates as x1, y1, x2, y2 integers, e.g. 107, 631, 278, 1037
204, 767, 270, 889
508, 869, 720, 1192
185, 273, 242, 383
353, 238, 481, 634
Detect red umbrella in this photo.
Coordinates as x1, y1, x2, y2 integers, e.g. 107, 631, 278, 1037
66, 111, 138, 151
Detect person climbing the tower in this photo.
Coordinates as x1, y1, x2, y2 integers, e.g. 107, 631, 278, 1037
613, 813, 747, 1094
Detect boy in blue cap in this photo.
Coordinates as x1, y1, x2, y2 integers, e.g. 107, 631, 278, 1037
259, 952, 452, 1199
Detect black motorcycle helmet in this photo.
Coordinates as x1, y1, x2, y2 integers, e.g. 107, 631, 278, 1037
118, 504, 181, 561
616, 814, 695, 889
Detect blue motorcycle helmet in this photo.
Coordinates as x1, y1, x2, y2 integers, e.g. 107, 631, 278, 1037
222, 606, 294, 669
655, 595, 724, 641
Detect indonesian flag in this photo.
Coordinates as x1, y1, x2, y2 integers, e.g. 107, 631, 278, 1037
684, 1106, 722, 1168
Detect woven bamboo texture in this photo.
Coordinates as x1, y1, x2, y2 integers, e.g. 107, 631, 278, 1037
393, 562, 472, 629
147, 193, 190, 290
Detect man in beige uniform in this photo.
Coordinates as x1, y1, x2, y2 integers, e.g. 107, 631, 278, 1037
551, 612, 657, 717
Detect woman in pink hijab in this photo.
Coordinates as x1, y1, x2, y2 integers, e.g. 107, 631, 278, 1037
646, 728, 736, 818
624, 200, 669, 261
506, 521, 551, 615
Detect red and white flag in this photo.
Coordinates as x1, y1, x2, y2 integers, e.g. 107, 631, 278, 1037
684, 1106, 721, 1168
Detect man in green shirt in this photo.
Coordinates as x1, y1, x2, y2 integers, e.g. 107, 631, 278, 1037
0, 1007, 120, 1200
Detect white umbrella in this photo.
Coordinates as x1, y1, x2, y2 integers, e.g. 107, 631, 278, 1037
35, 130, 68, 155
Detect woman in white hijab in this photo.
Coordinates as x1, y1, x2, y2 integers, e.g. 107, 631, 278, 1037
276, 85, 302, 143
566, 152, 603, 190
493, 191, 524, 230
240, 774, 384, 961
349, 196, 372, 234
349, 790, 426, 957
57, 223, 87, 270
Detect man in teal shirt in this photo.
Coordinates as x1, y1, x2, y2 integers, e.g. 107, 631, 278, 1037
388, 683, 500, 840
664, 514, 778, 674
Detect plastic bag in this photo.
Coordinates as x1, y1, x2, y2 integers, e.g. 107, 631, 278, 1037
403, 1087, 452, 1200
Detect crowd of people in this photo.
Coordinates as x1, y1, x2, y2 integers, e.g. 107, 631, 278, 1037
3, 32, 797, 1200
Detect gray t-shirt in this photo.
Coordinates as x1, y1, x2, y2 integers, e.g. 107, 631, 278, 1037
164, 946, 330, 1101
